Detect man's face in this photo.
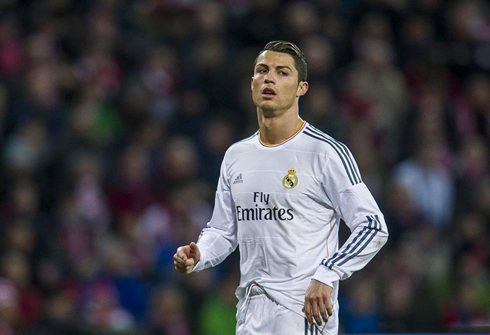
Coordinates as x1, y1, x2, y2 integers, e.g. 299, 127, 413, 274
251, 51, 308, 116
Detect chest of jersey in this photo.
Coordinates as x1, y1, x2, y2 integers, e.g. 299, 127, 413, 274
225, 144, 337, 276
227, 146, 333, 228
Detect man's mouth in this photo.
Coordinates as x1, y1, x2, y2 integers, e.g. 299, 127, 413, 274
262, 88, 276, 97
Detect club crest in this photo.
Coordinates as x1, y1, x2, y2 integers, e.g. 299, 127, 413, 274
282, 168, 298, 189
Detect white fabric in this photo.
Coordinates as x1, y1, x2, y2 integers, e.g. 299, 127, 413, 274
236, 285, 338, 335
193, 121, 388, 331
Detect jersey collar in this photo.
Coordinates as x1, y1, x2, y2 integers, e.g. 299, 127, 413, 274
258, 120, 306, 147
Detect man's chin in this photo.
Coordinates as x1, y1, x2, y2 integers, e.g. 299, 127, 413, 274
258, 101, 277, 111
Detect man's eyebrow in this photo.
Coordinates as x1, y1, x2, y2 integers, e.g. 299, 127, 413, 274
276, 65, 293, 72
255, 63, 269, 69
255, 63, 293, 71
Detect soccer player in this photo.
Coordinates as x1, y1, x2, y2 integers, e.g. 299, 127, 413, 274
174, 40, 388, 334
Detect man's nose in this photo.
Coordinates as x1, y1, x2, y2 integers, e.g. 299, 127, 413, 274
264, 72, 275, 83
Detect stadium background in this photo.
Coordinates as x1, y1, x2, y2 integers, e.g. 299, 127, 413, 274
0, 0, 489, 334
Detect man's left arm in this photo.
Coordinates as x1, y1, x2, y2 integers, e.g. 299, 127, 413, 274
305, 183, 389, 325
313, 183, 389, 287
304, 146, 389, 326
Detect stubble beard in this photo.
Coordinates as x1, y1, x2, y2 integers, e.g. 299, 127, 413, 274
257, 102, 283, 119
257, 97, 298, 120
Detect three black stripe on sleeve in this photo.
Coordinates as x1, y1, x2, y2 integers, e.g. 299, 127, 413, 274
321, 215, 382, 270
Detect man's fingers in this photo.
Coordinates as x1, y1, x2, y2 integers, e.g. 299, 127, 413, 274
319, 302, 329, 323
174, 265, 192, 274
305, 296, 334, 326
311, 298, 322, 325
304, 280, 334, 327
320, 298, 333, 322
174, 256, 194, 273
327, 301, 333, 316
305, 297, 324, 325
174, 261, 186, 273
173, 253, 183, 262
173, 245, 197, 275
173, 256, 185, 268
304, 300, 312, 324
176, 246, 189, 260
173, 252, 187, 267
184, 258, 195, 266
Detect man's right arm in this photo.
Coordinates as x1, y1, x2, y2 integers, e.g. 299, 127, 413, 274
174, 156, 238, 274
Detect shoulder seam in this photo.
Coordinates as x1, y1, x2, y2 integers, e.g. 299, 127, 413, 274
238, 131, 259, 143
227, 131, 259, 150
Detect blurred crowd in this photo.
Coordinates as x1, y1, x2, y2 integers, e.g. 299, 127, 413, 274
0, 0, 489, 334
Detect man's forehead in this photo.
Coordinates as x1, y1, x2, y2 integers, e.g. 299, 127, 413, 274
255, 50, 296, 69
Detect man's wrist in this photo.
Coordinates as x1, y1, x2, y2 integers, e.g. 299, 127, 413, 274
312, 266, 340, 288
191, 254, 204, 272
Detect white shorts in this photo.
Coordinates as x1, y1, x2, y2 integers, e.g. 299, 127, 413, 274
236, 285, 338, 335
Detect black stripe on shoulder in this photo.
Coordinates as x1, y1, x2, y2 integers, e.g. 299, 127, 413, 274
303, 130, 359, 185
308, 126, 362, 184
306, 126, 362, 184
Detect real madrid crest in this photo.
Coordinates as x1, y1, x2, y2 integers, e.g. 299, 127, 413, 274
282, 168, 298, 189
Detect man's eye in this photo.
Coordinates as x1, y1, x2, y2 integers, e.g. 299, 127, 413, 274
258, 69, 267, 74
280, 71, 288, 76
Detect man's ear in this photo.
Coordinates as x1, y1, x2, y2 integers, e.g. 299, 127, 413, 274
296, 81, 309, 97
251, 77, 254, 90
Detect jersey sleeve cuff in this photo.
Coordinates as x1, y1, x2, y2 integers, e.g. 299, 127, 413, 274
191, 259, 204, 272
191, 243, 207, 273
312, 265, 341, 288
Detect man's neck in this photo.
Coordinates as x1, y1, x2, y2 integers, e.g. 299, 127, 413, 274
258, 110, 304, 145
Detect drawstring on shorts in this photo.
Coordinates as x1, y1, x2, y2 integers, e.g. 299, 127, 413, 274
238, 283, 264, 314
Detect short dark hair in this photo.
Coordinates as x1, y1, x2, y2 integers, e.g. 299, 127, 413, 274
254, 40, 308, 82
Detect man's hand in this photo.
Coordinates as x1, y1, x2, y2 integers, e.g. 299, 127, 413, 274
303, 279, 333, 326
173, 242, 201, 274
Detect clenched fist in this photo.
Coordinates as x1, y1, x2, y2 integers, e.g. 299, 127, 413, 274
174, 242, 201, 274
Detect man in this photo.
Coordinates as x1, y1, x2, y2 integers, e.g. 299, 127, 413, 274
174, 41, 388, 334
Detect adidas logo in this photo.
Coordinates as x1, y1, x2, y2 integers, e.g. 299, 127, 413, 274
233, 173, 244, 184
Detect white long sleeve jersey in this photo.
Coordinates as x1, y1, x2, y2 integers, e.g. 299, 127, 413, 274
193, 121, 388, 317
